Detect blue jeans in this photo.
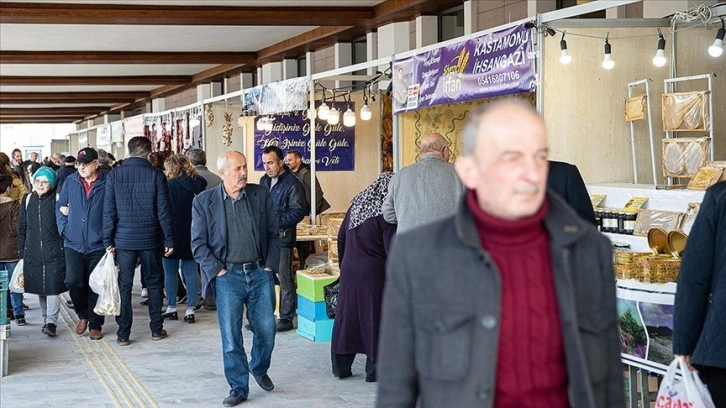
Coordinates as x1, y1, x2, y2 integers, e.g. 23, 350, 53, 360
215, 265, 276, 397
1, 262, 24, 317
162, 258, 199, 309
115, 248, 164, 339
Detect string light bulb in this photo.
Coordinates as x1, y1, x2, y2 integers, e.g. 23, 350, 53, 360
360, 104, 372, 121
652, 30, 667, 67
306, 103, 317, 120
317, 101, 330, 120
602, 36, 615, 70
327, 107, 340, 125
343, 108, 356, 127
708, 19, 724, 58
559, 32, 571, 65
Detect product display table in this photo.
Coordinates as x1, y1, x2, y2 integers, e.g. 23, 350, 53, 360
587, 183, 705, 212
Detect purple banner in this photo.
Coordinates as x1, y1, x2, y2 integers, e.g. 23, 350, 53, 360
253, 102, 355, 171
393, 24, 535, 113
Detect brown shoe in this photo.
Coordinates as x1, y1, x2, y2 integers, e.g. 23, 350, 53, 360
75, 319, 89, 335
89, 329, 103, 340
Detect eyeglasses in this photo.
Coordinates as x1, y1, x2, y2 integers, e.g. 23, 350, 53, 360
34, 180, 50, 185
78, 160, 98, 168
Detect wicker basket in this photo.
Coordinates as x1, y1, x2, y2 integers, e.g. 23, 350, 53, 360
662, 137, 710, 178
661, 91, 709, 131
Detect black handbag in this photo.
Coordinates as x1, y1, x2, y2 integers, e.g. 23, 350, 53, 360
323, 278, 340, 319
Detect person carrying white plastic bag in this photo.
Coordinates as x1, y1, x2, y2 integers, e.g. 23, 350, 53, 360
89, 251, 121, 316
656, 357, 716, 408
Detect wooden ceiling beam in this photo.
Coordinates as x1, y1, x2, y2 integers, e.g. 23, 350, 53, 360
0, 76, 191, 86
0, 91, 149, 103
0, 51, 257, 64
256, 26, 356, 63
1, 107, 110, 115
0, 3, 374, 26
0, 117, 82, 124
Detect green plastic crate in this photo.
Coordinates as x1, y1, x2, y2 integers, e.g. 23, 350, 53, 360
0, 270, 7, 326
296, 270, 337, 302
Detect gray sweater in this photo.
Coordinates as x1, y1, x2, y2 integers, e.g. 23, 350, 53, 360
382, 156, 464, 233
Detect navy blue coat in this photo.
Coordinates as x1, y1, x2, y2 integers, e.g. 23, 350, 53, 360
191, 183, 280, 299
56, 171, 106, 254
673, 181, 726, 369
547, 160, 596, 225
103, 157, 175, 250
55, 165, 77, 194
167, 173, 207, 260
259, 168, 306, 248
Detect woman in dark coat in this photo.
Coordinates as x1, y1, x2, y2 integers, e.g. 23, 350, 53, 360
17, 166, 66, 337
331, 172, 396, 382
161, 154, 206, 323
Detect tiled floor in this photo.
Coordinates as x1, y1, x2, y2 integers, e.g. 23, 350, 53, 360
1, 289, 376, 408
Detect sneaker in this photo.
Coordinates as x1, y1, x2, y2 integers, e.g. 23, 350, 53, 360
16, 316, 26, 326
183, 314, 195, 324
222, 392, 247, 407
151, 329, 168, 341
275, 319, 294, 332
42, 323, 57, 337
116, 337, 130, 346
65, 300, 74, 308
140, 288, 148, 298
140, 299, 149, 306
161, 311, 178, 320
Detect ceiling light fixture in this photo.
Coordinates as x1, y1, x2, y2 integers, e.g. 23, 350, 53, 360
652, 29, 667, 67
708, 18, 725, 57
602, 35, 615, 70
559, 32, 571, 65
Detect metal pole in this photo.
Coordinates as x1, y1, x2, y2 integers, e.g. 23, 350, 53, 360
309, 78, 317, 225
644, 80, 657, 184
707, 75, 714, 160
627, 82, 638, 183
535, 13, 544, 115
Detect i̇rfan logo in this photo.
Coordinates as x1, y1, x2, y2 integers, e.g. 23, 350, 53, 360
442, 48, 470, 98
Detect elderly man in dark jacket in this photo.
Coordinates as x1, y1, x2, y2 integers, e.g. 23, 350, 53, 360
673, 180, 726, 406
103, 136, 175, 346
377, 101, 623, 408
57, 147, 106, 340
259, 146, 306, 332
191, 150, 280, 407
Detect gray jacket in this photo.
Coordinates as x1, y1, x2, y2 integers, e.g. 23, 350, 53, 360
382, 156, 463, 233
194, 165, 222, 190
377, 193, 624, 408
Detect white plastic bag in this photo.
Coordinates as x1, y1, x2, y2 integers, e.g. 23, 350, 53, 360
8, 260, 24, 293
89, 252, 121, 316
655, 357, 716, 408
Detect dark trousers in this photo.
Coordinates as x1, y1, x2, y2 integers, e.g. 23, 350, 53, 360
295, 241, 314, 268
115, 248, 164, 339
331, 352, 376, 381
696, 365, 726, 407
64, 248, 106, 330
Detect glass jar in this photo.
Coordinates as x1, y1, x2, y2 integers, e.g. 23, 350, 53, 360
624, 212, 636, 235
617, 211, 625, 234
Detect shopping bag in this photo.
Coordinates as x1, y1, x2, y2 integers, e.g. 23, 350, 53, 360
90, 252, 121, 316
8, 260, 24, 293
323, 278, 340, 319
655, 357, 716, 408
89, 252, 113, 295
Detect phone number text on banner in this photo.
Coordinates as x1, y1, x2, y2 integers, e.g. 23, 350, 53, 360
392, 24, 535, 114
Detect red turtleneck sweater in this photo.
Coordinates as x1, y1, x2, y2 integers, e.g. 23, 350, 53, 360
467, 190, 569, 408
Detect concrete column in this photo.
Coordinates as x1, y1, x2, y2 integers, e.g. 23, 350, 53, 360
283, 58, 298, 79
211, 81, 223, 97
197, 84, 212, 101
305, 51, 314, 76
464, 1, 479, 35
104, 113, 121, 123
366, 32, 378, 75
151, 98, 165, 113
261, 61, 283, 84
257, 67, 263, 85
241, 72, 255, 89
528, 0, 556, 17
378, 22, 411, 89
642, 0, 714, 18
416, 15, 438, 48
334, 42, 353, 88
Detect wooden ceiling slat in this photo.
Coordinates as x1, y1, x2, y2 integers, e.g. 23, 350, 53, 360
1, 107, 110, 115
256, 26, 356, 63
0, 91, 149, 103
0, 3, 374, 26
0, 76, 191, 85
0, 118, 83, 124
0, 51, 257, 64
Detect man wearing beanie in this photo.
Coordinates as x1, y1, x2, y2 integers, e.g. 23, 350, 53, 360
18, 166, 66, 337
57, 147, 106, 340
377, 101, 623, 408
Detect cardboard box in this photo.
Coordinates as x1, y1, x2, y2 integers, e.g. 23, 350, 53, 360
297, 295, 328, 321
296, 269, 338, 302
297, 315, 334, 342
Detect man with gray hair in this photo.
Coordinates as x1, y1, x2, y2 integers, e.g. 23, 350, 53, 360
186, 148, 222, 190
192, 150, 280, 406
377, 100, 623, 408
382, 132, 464, 233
